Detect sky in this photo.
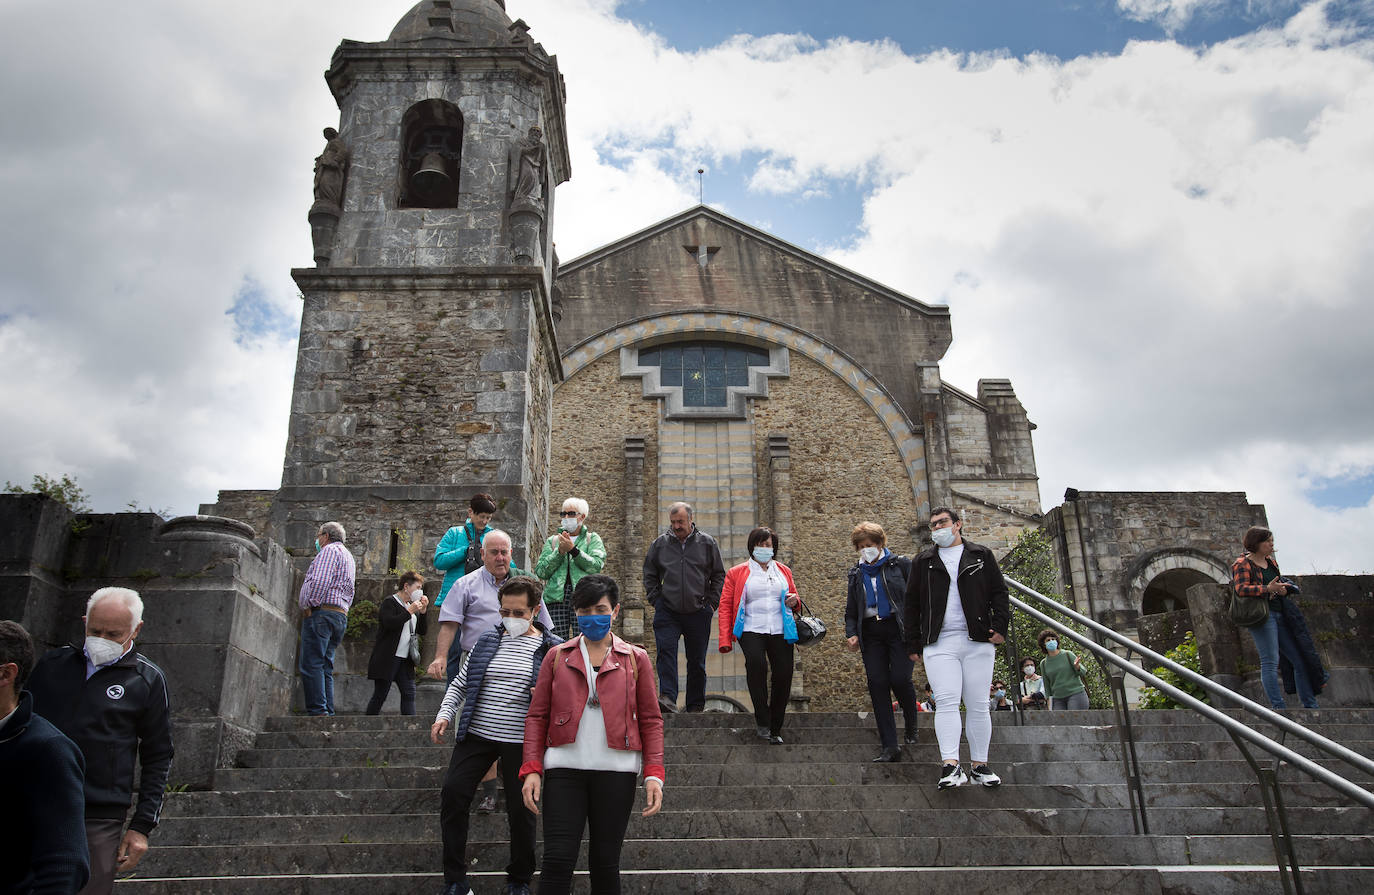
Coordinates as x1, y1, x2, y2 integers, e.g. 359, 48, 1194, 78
1, 0, 1372, 573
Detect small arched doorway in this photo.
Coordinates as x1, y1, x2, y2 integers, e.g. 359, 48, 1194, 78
1141, 567, 1215, 616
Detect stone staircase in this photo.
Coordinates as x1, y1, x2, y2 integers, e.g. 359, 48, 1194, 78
123, 707, 1374, 894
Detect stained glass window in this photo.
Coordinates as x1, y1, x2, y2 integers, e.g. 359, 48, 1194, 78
639, 342, 770, 407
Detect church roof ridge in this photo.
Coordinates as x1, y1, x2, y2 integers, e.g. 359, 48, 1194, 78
558, 204, 949, 319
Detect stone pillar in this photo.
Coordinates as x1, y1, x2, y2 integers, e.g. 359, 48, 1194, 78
620, 435, 647, 643
916, 361, 950, 517
1188, 582, 1245, 691
768, 435, 809, 708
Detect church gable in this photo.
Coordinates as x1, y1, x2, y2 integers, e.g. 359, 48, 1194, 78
555, 206, 953, 424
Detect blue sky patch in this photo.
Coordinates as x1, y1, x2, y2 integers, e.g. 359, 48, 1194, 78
226, 276, 296, 347
1306, 471, 1374, 510
614, 0, 1310, 60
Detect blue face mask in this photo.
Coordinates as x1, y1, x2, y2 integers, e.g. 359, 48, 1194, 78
314, 538, 321, 553
752, 547, 774, 564
994, 689, 1006, 700
1045, 639, 1058, 652
577, 613, 613, 641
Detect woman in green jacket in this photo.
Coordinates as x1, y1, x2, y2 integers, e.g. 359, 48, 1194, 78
1037, 628, 1089, 710
534, 497, 607, 638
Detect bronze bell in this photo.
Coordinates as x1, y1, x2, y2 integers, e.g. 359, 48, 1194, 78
411, 152, 451, 198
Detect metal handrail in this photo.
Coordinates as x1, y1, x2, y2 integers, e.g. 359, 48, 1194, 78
1005, 579, 1374, 809
1000, 585, 1374, 895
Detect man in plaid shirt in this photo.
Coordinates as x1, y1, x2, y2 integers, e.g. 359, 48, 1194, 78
298, 521, 356, 715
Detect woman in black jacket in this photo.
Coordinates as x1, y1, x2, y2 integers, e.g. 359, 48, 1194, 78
845, 522, 920, 762
366, 571, 430, 715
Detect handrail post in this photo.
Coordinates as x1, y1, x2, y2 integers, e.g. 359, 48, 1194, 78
1107, 670, 1148, 834
1231, 732, 1303, 895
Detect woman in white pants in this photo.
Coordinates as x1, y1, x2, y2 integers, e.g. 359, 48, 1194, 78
904, 507, 1010, 790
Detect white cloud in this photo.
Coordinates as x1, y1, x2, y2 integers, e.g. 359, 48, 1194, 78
1, 0, 1370, 572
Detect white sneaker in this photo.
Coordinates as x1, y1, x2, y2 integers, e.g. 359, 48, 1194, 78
969, 764, 1001, 787
937, 762, 968, 789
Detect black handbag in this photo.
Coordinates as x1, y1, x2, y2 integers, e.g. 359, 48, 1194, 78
792, 597, 827, 646
1228, 588, 1269, 628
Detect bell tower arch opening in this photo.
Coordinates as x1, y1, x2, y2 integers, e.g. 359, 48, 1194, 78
398, 99, 463, 209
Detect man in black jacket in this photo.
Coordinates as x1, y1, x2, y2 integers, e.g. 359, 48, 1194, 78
26, 588, 175, 895
642, 502, 725, 713
1, 620, 89, 894
904, 507, 1008, 790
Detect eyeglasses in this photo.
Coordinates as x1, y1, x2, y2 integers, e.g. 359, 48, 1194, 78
559, 511, 579, 517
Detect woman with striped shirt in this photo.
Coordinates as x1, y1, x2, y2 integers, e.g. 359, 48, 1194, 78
431, 576, 563, 895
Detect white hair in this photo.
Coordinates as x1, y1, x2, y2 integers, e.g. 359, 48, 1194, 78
668, 501, 693, 519
319, 521, 346, 544
562, 497, 589, 520
483, 529, 512, 550
87, 587, 144, 628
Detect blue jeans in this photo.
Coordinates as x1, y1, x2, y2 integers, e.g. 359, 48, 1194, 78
1248, 610, 1318, 709
299, 609, 347, 715
653, 605, 712, 710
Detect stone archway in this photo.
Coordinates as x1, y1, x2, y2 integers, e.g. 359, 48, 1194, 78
1125, 549, 1231, 618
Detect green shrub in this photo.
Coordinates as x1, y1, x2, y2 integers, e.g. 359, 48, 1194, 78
346, 600, 379, 641
995, 528, 1112, 709
1136, 631, 1209, 710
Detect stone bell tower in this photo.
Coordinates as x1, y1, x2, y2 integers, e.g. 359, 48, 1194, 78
273, 0, 570, 572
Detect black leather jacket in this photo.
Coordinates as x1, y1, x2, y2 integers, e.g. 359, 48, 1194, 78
902, 539, 1010, 652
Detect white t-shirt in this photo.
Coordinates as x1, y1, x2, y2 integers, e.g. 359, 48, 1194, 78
938, 543, 967, 640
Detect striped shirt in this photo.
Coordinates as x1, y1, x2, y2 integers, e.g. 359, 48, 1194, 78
439, 632, 542, 743
298, 541, 356, 611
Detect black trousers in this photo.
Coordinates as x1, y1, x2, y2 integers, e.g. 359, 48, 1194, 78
440, 734, 534, 887
738, 631, 794, 736
537, 768, 638, 895
860, 616, 919, 749
365, 656, 416, 715
652, 605, 712, 710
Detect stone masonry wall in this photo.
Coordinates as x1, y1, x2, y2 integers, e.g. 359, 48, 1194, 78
276, 275, 552, 572
330, 70, 548, 270
547, 352, 661, 606
748, 354, 922, 711
1043, 491, 1268, 627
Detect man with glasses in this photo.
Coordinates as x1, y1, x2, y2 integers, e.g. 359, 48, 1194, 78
432, 576, 563, 895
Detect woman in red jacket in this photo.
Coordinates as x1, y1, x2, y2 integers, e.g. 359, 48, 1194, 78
717, 526, 801, 744
520, 574, 664, 895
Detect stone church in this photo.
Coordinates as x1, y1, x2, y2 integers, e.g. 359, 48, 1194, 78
5, 0, 1365, 785
208, 0, 1043, 707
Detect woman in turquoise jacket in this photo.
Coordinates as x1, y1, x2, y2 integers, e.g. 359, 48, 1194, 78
533, 497, 607, 638
433, 493, 496, 606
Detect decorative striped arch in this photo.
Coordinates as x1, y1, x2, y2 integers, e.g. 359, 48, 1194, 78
559, 311, 929, 514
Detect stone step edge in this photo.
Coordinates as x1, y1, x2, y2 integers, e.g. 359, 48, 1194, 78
118, 864, 1374, 883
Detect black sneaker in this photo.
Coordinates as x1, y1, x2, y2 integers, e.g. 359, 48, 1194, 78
937, 762, 968, 790
755, 725, 770, 739
768, 733, 784, 745
871, 747, 903, 763
968, 764, 1001, 787
477, 793, 497, 814
904, 726, 918, 745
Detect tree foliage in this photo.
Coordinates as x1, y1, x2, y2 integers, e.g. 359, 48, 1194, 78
995, 527, 1112, 709
1136, 631, 1209, 710
4, 473, 92, 513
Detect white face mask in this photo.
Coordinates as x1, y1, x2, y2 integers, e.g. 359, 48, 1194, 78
502, 617, 532, 637
85, 636, 126, 667
1023, 664, 1036, 676
560, 517, 580, 534
932, 526, 957, 548
859, 546, 881, 564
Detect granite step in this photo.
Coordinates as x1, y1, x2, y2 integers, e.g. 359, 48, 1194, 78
231, 740, 1374, 768
211, 757, 1366, 790
157, 779, 1374, 819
